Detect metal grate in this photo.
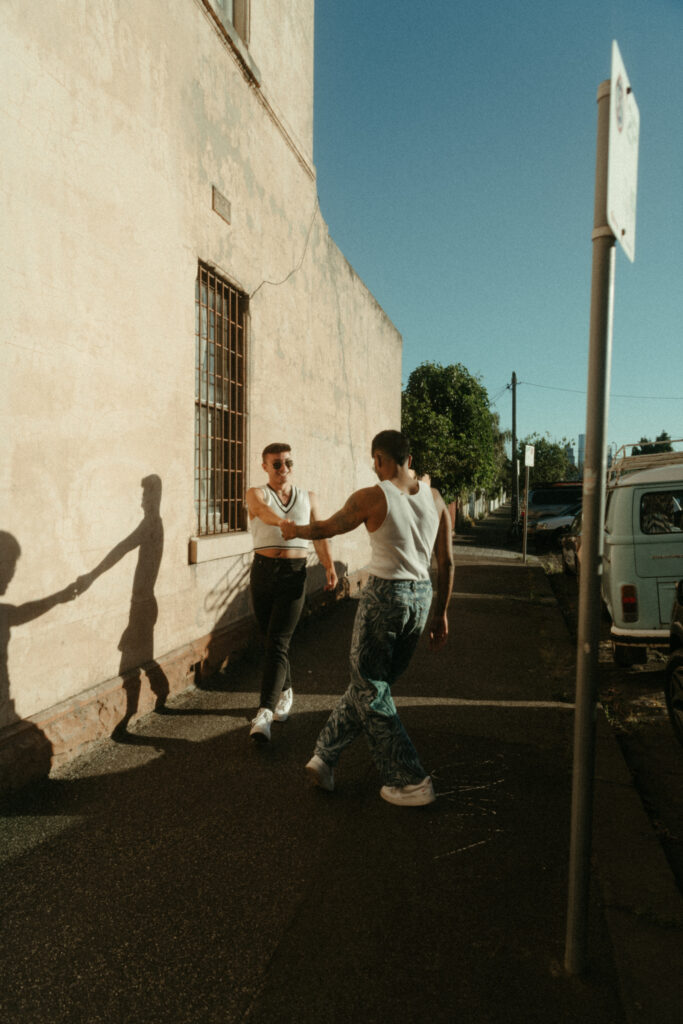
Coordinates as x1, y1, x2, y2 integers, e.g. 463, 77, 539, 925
195, 263, 248, 535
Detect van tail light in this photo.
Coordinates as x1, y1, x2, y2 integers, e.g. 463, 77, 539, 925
621, 585, 638, 623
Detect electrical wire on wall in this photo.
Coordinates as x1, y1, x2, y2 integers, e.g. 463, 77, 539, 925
249, 196, 320, 300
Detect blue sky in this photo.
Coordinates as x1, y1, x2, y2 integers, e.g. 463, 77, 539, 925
313, 0, 682, 457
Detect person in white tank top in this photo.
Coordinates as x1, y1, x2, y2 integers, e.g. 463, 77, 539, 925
245, 443, 337, 742
280, 429, 454, 806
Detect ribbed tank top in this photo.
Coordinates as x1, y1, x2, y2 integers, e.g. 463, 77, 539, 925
250, 485, 311, 552
367, 480, 439, 580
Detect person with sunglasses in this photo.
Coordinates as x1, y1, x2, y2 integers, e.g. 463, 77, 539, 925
246, 442, 337, 742
279, 429, 454, 806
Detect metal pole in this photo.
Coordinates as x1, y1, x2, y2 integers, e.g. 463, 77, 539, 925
565, 78, 616, 975
528, 466, 532, 565
511, 372, 519, 530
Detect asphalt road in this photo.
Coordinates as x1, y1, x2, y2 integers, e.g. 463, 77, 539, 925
1, 511, 682, 1023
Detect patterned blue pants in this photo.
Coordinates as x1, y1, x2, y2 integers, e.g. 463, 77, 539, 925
314, 575, 433, 787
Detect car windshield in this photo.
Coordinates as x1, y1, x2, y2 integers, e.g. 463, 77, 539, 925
529, 487, 582, 506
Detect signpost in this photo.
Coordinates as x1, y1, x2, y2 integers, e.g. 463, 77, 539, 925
522, 445, 534, 564
565, 42, 639, 975
607, 41, 640, 263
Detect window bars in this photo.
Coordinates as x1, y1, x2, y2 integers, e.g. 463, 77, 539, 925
195, 263, 247, 535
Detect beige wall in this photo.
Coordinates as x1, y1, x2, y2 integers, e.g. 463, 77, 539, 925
0, 0, 401, 736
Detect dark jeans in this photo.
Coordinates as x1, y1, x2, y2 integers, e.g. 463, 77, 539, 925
250, 554, 307, 710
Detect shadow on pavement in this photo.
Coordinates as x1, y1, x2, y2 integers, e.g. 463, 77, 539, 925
0, 574, 632, 1024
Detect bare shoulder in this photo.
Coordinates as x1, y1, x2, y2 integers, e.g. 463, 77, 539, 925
337, 484, 384, 531
245, 485, 268, 512
353, 484, 384, 511
430, 486, 447, 513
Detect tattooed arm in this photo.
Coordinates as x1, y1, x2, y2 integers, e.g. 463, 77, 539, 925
280, 487, 381, 541
308, 491, 338, 590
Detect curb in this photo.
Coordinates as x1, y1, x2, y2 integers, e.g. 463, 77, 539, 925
454, 540, 683, 1020
593, 711, 683, 1023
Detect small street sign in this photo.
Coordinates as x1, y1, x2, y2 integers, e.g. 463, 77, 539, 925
607, 40, 640, 262
524, 445, 535, 467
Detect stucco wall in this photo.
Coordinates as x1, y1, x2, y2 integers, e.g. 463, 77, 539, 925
0, 0, 401, 737
249, 0, 314, 160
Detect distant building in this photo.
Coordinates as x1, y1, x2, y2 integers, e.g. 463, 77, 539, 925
1, 1, 401, 789
578, 434, 586, 475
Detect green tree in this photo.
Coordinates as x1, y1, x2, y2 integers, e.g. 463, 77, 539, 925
490, 410, 511, 493
401, 362, 499, 503
516, 433, 578, 485
632, 432, 673, 456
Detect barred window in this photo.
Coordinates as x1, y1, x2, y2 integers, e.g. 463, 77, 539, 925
195, 263, 248, 536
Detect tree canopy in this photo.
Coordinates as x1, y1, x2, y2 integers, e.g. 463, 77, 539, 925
515, 433, 578, 485
401, 362, 503, 503
631, 432, 673, 456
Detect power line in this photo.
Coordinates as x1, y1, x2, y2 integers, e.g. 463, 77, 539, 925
518, 379, 681, 401
489, 384, 509, 405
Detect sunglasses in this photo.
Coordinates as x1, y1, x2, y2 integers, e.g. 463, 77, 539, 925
271, 459, 293, 470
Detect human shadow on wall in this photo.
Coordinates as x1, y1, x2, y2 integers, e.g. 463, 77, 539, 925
200, 552, 254, 691
77, 475, 169, 739
0, 531, 79, 789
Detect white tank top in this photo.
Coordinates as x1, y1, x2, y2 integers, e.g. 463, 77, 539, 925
250, 485, 311, 552
367, 480, 439, 580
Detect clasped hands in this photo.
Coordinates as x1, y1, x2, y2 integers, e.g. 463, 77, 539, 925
279, 519, 297, 540
50, 572, 94, 606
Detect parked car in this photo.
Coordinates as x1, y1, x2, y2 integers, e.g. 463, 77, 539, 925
533, 501, 582, 548
665, 579, 683, 747
561, 511, 583, 575
601, 445, 683, 667
523, 483, 583, 540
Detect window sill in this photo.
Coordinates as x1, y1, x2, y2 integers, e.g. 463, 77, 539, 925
203, 1, 261, 86
189, 532, 253, 564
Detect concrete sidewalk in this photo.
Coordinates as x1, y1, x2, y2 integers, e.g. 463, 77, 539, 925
1, 518, 682, 1023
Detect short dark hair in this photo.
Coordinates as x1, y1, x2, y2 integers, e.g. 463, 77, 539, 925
262, 442, 291, 461
371, 430, 410, 466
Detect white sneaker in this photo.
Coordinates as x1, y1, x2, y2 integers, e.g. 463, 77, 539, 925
250, 707, 273, 742
305, 754, 335, 792
380, 776, 435, 807
273, 687, 293, 722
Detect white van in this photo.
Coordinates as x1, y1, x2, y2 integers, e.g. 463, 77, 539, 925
602, 446, 683, 667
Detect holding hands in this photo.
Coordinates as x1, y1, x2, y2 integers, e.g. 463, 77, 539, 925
279, 519, 297, 541
279, 516, 337, 592
75, 572, 95, 595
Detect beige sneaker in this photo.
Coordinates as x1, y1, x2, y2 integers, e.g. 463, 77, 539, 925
249, 707, 273, 742
273, 687, 293, 722
380, 776, 435, 806
305, 754, 335, 792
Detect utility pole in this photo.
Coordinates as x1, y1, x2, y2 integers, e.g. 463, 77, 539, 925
511, 372, 519, 533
